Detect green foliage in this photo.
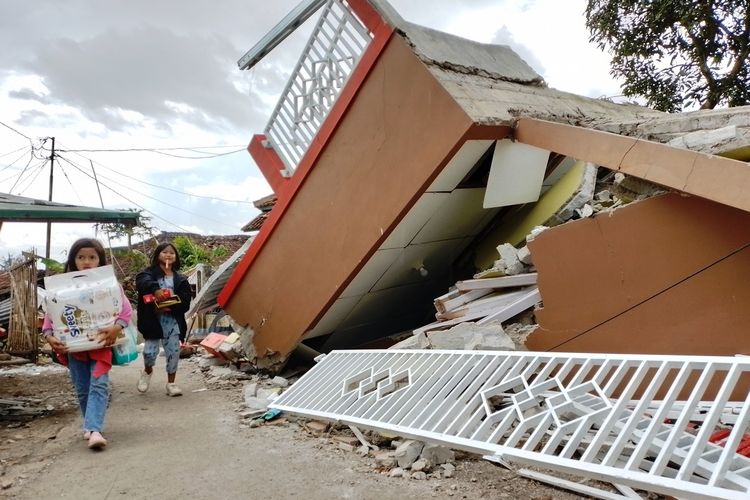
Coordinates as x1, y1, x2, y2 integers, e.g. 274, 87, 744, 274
585, 0, 750, 111
171, 237, 231, 269
1, 252, 63, 273
123, 249, 149, 271
95, 211, 155, 248
172, 236, 211, 269
40, 257, 65, 274
212, 245, 228, 259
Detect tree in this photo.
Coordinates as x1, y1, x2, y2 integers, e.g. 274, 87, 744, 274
95, 211, 155, 249
585, 0, 750, 111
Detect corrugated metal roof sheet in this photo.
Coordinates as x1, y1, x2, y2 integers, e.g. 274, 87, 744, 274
187, 237, 254, 317
0, 192, 140, 224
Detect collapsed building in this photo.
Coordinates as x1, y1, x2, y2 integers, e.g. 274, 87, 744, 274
210, 1, 750, 497
218, 0, 750, 364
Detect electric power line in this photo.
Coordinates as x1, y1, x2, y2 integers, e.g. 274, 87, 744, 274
55, 154, 193, 233
57, 154, 231, 233
0, 147, 32, 175
0, 119, 32, 140
60, 155, 241, 230
55, 146, 246, 160
0, 145, 31, 159
59, 144, 246, 152
56, 161, 86, 204
1, 122, 257, 207
60, 146, 256, 204
16, 161, 47, 196
7, 154, 36, 191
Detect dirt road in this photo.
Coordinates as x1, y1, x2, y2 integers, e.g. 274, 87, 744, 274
1, 355, 583, 499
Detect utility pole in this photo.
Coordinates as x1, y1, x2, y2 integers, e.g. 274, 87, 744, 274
45, 137, 55, 261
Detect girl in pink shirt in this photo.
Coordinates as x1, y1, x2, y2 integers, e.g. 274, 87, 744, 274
43, 238, 132, 450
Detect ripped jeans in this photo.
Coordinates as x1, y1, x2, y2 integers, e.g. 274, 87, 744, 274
142, 331, 180, 374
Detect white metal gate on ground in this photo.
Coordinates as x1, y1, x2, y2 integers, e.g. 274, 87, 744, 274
271, 350, 750, 500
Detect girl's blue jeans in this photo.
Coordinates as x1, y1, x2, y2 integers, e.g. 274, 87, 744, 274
67, 354, 109, 433
143, 332, 181, 374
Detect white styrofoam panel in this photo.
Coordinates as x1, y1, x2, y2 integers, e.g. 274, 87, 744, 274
370, 238, 472, 292
301, 295, 363, 340
380, 193, 449, 250
412, 188, 488, 244
339, 248, 402, 298
483, 140, 549, 208
427, 140, 494, 192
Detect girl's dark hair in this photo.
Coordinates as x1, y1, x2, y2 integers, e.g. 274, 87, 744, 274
151, 242, 181, 271
65, 238, 107, 272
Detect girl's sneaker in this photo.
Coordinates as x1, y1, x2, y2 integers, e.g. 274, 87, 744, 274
87, 432, 107, 449
137, 370, 151, 393
165, 383, 182, 397
83, 431, 91, 440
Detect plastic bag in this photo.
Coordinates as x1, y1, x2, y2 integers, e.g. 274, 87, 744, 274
112, 323, 138, 365
44, 265, 127, 352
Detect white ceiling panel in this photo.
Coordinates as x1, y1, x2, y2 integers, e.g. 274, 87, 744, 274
380, 193, 449, 250
339, 247, 402, 298
427, 140, 493, 192
302, 295, 363, 340
412, 188, 488, 244
483, 139, 549, 208
370, 237, 473, 292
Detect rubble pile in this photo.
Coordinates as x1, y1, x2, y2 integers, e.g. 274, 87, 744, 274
299, 420, 458, 481
391, 171, 668, 353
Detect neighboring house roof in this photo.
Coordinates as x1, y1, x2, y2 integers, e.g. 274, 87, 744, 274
0, 192, 140, 224
253, 193, 277, 211
241, 212, 268, 232
125, 232, 251, 258
242, 194, 277, 232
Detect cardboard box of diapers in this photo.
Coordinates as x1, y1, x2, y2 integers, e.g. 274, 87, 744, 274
44, 265, 128, 352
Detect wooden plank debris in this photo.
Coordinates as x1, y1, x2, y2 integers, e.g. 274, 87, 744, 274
434, 288, 492, 314
456, 273, 537, 292
437, 291, 524, 320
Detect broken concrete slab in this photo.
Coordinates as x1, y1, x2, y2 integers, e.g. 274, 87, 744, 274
427, 322, 515, 351
492, 243, 525, 275
394, 440, 424, 468
420, 444, 455, 465
388, 331, 430, 350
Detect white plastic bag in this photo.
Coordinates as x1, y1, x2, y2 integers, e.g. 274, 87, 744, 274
44, 265, 127, 352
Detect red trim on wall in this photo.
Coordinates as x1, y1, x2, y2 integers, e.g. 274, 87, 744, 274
346, 0, 385, 33
249, 134, 290, 195
218, 6, 395, 309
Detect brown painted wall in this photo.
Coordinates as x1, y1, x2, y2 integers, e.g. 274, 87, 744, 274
527, 193, 750, 357
224, 36, 474, 358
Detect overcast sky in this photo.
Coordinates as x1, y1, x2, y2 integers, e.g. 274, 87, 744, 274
0, 0, 621, 263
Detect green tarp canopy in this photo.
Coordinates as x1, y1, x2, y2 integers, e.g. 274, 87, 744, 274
0, 192, 139, 225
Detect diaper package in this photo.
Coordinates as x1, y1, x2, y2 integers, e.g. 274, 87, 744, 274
44, 265, 127, 352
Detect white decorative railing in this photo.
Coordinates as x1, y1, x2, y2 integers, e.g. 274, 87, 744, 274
272, 350, 750, 500
264, 0, 372, 177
